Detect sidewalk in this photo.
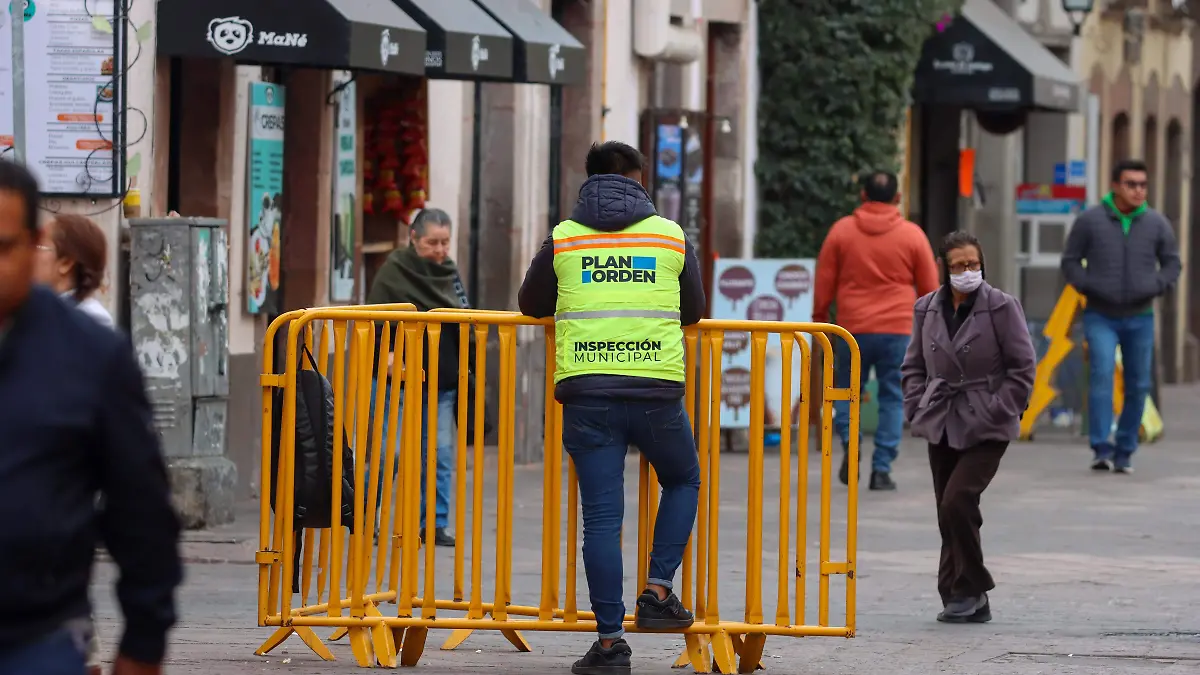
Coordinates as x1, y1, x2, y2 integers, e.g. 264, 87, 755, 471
91, 385, 1200, 673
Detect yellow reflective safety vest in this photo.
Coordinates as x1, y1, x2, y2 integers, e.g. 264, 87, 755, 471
551, 216, 687, 384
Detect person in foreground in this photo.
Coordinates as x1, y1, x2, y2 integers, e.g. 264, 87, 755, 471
1061, 158, 1180, 473
900, 231, 1036, 624
813, 170, 939, 491
518, 141, 705, 674
0, 160, 183, 674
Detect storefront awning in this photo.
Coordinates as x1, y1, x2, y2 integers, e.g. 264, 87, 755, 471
155, 0, 427, 75
913, 0, 1081, 112
390, 0, 515, 80
471, 0, 586, 85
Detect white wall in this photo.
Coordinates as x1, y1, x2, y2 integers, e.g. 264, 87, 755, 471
427, 80, 469, 256
603, 0, 642, 143
227, 66, 263, 356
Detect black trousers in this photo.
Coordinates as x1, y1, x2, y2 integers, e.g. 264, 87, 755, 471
928, 439, 1007, 604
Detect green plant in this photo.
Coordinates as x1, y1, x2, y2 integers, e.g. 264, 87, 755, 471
755, 0, 961, 258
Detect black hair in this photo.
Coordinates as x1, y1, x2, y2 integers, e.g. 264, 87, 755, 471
860, 170, 899, 203
585, 141, 645, 177
410, 207, 452, 238
1111, 158, 1148, 183
0, 160, 41, 234
939, 230, 986, 285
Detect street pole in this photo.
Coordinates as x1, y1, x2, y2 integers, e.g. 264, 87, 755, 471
10, 0, 26, 165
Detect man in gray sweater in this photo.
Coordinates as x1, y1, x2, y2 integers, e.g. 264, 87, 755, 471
1061, 158, 1181, 473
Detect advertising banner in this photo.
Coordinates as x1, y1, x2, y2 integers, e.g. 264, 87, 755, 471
329, 73, 356, 303
246, 82, 285, 315
0, 0, 124, 195
710, 258, 816, 429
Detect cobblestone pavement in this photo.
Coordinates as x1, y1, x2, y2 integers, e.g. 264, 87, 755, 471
91, 385, 1200, 674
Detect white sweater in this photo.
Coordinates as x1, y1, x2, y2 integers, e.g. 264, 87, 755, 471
61, 291, 115, 329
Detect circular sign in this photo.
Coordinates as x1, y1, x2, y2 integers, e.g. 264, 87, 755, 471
746, 295, 785, 322
718, 265, 755, 310
722, 331, 749, 356
774, 264, 811, 308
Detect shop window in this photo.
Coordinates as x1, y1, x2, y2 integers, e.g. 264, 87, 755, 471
357, 75, 429, 294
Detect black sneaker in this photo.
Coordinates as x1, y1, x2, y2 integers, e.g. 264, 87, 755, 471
634, 589, 695, 630
571, 638, 632, 675
937, 595, 991, 624
869, 471, 897, 491
838, 444, 858, 486
1091, 443, 1115, 471
419, 527, 456, 547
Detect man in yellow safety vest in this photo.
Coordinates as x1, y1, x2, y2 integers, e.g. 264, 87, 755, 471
518, 141, 705, 675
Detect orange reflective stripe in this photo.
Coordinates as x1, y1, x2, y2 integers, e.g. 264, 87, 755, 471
553, 233, 686, 255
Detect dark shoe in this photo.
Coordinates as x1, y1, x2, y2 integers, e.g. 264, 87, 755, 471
838, 445, 858, 486
634, 589, 695, 630
937, 599, 991, 624
1091, 443, 1115, 471
868, 471, 897, 491
571, 638, 632, 675
419, 528, 456, 547
937, 594, 990, 623
1113, 454, 1134, 474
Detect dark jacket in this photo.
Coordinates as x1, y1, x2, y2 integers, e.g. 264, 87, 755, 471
1061, 201, 1181, 317
518, 174, 706, 402
900, 282, 1037, 450
0, 286, 182, 663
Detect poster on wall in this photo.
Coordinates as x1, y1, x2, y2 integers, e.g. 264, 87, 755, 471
329, 73, 356, 303
710, 258, 816, 430
246, 82, 285, 315
0, 0, 124, 195
653, 124, 682, 225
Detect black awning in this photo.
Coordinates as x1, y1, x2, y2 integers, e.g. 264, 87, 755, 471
155, 0, 427, 76
390, 0, 515, 80
913, 0, 1080, 112
471, 0, 586, 85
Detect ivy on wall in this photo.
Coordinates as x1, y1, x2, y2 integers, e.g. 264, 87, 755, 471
754, 0, 961, 258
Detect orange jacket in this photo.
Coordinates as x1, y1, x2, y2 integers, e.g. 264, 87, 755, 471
812, 202, 939, 335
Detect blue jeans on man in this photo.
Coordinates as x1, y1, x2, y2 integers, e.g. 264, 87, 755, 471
0, 623, 90, 675
562, 398, 701, 640
834, 333, 909, 484
1082, 310, 1154, 470
370, 380, 454, 533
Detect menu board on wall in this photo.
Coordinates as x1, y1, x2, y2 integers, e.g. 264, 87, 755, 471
710, 258, 816, 430
246, 82, 285, 315
0, 0, 124, 195
329, 72, 356, 303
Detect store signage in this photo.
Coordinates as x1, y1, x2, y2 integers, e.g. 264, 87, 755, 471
931, 41, 993, 75
380, 28, 399, 66
470, 35, 489, 71
548, 43, 564, 80
206, 16, 307, 55
425, 50, 443, 68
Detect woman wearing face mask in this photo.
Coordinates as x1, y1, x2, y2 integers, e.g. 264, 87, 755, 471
900, 231, 1036, 624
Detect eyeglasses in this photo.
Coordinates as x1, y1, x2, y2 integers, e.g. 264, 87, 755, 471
948, 262, 982, 274
1121, 180, 1148, 191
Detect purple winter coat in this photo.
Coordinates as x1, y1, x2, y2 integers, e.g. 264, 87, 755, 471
900, 282, 1037, 450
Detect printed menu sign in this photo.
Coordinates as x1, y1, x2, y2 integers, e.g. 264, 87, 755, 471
329, 73, 356, 303
0, 0, 121, 194
246, 82, 285, 315
710, 258, 816, 429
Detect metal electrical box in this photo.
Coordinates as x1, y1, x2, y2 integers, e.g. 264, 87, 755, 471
128, 217, 235, 527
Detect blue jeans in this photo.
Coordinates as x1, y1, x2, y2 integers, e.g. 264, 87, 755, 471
0, 624, 90, 674
563, 398, 701, 640
370, 380, 454, 531
833, 333, 908, 474
1083, 310, 1155, 458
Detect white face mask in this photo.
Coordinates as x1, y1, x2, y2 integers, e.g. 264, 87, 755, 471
949, 270, 983, 293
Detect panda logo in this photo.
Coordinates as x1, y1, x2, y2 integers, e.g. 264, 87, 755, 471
207, 16, 254, 55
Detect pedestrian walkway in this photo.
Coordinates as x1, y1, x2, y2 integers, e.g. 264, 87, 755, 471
92, 385, 1200, 673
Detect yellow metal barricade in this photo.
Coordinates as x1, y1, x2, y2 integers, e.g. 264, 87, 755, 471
255, 308, 860, 673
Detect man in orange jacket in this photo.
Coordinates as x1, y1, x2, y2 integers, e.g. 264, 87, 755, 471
813, 171, 939, 491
